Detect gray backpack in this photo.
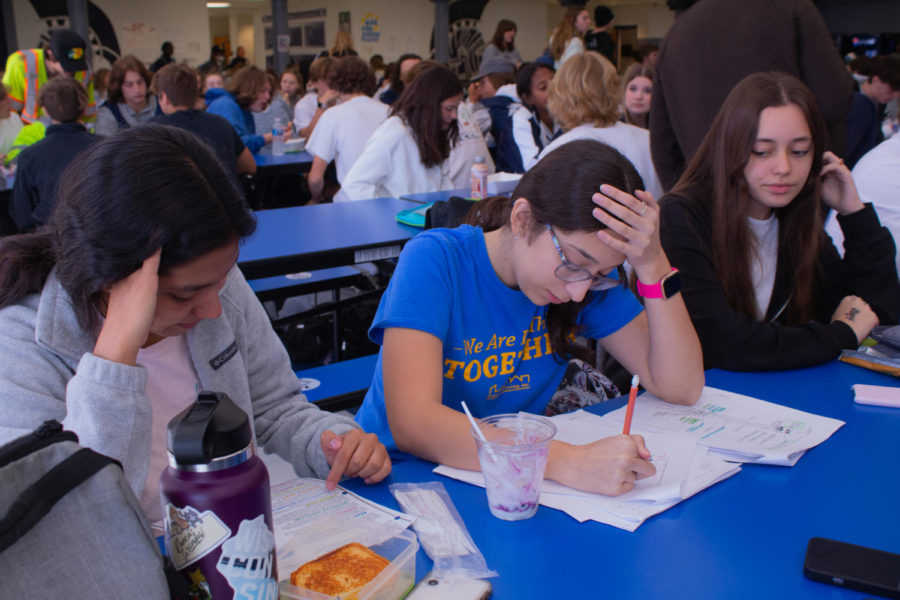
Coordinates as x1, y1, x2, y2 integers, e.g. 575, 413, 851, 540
0, 420, 187, 599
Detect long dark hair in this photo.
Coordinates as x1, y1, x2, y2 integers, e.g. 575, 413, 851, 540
391, 63, 461, 168
467, 140, 645, 359
0, 125, 256, 331
669, 71, 826, 323
491, 19, 517, 52
387, 53, 421, 99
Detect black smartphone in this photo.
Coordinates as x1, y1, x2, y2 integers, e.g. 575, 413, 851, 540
803, 536, 900, 598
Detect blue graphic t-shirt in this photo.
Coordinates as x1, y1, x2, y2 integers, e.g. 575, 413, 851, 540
355, 225, 643, 450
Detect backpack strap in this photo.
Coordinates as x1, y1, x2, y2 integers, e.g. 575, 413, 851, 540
0, 447, 121, 552
103, 101, 130, 130
0, 420, 76, 469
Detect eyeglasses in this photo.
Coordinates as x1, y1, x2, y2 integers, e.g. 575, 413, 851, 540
546, 224, 624, 291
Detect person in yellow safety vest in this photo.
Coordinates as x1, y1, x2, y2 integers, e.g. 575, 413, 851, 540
2, 29, 96, 125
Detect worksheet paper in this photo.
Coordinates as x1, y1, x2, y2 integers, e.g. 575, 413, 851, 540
602, 387, 845, 466
271, 478, 415, 574
434, 411, 740, 531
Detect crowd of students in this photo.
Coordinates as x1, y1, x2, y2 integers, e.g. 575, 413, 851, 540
1, 0, 899, 527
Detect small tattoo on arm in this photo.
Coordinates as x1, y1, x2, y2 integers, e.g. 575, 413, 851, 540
846, 308, 860, 322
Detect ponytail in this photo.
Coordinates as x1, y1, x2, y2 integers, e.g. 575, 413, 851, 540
463, 195, 513, 231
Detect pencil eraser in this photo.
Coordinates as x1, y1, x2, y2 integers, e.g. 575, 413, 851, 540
852, 384, 900, 408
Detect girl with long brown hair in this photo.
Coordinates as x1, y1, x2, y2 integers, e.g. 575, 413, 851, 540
660, 71, 900, 371
339, 63, 463, 200
354, 139, 703, 496
482, 19, 522, 69
548, 6, 591, 69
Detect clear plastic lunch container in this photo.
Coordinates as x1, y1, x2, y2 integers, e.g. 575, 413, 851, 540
278, 530, 419, 600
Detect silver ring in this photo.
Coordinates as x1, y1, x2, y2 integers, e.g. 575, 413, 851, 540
638, 201, 648, 216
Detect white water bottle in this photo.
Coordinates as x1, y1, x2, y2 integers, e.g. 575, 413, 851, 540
470, 155, 489, 199
272, 117, 285, 155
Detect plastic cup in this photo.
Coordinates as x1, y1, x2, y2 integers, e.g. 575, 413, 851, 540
472, 413, 556, 521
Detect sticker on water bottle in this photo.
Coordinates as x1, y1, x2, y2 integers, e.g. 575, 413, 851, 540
164, 504, 232, 570
216, 515, 278, 600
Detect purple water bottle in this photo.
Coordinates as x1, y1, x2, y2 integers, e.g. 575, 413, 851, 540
160, 391, 277, 600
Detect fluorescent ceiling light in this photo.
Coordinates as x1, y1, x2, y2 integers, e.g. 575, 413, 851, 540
207, 2, 231, 7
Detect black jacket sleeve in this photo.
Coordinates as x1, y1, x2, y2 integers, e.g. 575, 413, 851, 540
818, 204, 900, 326
659, 195, 862, 371
9, 160, 38, 233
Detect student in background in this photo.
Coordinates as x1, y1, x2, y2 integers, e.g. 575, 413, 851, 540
354, 139, 703, 495
402, 60, 494, 193
861, 54, 900, 138
638, 44, 660, 69
0, 125, 391, 523
253, 71, 293, 144
548, 6, 591, 69
540, 53, 662, 198
308, 57, 388, 203
378, 53, 421, 105
659, 72, 900, 371
370, 54, 387, 87
0, 84, 24, 158
151, 63, 256, 177
227, 46, 248, 71
149, 41, 175, 73
293, 57, 338, 140
466, 57, 517, 142
206, 65, 288, 153
481, 20, 522, 70
198, 45, 226, 74
279, 68, 304, 113
96, 55, 159, 136
328, 30, 358, 58
93, 68, 110, 106
826, 134, 900, 274
621, 63, 653, 129
10, 78, 97, 232
473, 59, 522, 173
3, 119, 45, 167
201, 69, 225, 109
339, 64, 463, 200
512, 62, 556, 172
583, 5, 616, 64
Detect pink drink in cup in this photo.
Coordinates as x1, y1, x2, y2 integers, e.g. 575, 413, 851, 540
472, 414, 556, 521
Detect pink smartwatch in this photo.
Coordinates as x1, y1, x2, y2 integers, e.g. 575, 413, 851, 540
636, 268, 682, 299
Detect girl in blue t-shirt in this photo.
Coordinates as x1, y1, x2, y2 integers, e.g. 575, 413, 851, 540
356, 139, 704, 497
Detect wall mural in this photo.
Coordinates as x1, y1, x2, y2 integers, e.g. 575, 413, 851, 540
433, 0, 489, 81
27, 0, 121, 67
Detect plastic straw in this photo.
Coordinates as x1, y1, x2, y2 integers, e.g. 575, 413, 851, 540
461, 401, 488, 442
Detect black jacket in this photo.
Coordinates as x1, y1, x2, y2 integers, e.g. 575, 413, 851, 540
660, 194, 900, 371
10, 122, 97, 232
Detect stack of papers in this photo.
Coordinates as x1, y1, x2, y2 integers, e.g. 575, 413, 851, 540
602, 387, 845, 466
435, 387, 845, 531
436, 411, 739, 531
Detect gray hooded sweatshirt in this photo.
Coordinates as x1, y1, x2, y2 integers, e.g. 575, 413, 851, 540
0, 266, 358, 495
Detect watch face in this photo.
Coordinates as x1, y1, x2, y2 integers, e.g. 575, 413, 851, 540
662, 271, 682, 298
